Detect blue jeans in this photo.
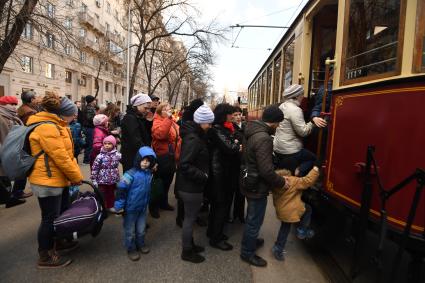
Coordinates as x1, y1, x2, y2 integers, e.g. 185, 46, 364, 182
273, 204, 312, 253
241, 196, 268, 258
83, 127, 94, 163
123, 210, 147, 251
275, 148, 316, 176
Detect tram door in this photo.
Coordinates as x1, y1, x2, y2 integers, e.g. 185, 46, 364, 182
305, 3, 338, 156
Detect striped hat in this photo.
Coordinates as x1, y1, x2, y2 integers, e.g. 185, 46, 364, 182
283, 84, 304, 99
194, 104, 215, 124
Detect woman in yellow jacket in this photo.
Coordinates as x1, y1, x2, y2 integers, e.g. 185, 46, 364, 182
27, 92, 83, 269
271, 166, 320, 261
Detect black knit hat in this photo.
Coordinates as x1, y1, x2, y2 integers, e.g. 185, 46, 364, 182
262, 105, 284, 123
85, 95, 95, 104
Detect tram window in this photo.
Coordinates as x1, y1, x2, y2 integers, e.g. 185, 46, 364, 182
413, 0, 425, 73
266, 64, 272, 105
273, 53, 281, 103
342, 0, 405, 83
260, 71, 267, 106
283, 39, 295, 90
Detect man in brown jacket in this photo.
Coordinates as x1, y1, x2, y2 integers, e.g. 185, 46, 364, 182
240, 105, 287, 267
17, 90, 40, 125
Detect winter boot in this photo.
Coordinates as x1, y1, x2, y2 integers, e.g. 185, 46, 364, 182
37, 250, 72, 269
55, 239, 79, 255
192, 239, 205, 253
181, 248, 205, 263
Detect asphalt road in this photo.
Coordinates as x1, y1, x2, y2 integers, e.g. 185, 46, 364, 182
0, 163, 327, 283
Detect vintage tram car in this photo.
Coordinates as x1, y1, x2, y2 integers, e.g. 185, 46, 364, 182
247, 0, 424, 282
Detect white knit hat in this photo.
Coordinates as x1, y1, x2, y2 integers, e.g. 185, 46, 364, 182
130, 92, 152, 106
283, 84, 304, 99
194, 104, 215, 124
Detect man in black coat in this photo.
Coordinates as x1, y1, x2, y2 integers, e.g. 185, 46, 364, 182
240, 105, 287, 267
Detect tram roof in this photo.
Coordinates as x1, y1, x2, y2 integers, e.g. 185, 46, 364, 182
248, 0, 315, 89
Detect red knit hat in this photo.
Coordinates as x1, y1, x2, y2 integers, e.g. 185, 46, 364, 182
0, 96, 18, 105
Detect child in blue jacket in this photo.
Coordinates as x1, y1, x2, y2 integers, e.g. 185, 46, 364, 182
114, 146, 156, 261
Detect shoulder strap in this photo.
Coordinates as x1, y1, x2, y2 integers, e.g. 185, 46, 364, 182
30, 121, 61, 178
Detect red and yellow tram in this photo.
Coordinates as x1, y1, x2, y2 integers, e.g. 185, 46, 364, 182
247, 0, 424, 279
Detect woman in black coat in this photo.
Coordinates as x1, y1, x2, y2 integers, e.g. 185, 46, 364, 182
206, 103, 241, 251
176, 104, 214, 263
120, 94, 152, 172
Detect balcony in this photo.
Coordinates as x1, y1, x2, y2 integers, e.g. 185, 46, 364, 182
106, 31, 123, 46
78, 36, 97, 52
78, 12, 106, 35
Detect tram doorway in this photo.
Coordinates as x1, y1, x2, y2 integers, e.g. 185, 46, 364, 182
308, 3, 338, 98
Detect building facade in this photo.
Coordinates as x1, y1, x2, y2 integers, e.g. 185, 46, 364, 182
0, 0, 150, 108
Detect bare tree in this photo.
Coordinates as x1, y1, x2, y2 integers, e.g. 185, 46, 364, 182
0, 0, 81, 73
125, 0, 223, 99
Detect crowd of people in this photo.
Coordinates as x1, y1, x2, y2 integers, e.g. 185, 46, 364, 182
0, 83, 329, 269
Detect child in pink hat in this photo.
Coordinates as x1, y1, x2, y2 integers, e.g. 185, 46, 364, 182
90, 114, 109, 168
91, 135, 121, 211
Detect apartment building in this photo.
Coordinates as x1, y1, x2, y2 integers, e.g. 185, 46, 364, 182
0, 0, 149, 108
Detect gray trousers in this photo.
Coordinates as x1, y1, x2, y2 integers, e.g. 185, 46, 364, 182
179, 191, 203, 249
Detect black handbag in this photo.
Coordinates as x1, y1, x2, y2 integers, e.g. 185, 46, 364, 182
240, 165, 259, 193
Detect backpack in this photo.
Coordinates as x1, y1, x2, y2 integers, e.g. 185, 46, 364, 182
0, 122, 56, 180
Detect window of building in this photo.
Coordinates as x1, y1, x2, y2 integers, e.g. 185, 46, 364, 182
105, 81, 109, 92
64, 44, 72, 55
106, 23, 110, 33
66, 0, 73, 7
413, 0, 425, 73
80, 51, 86, 63
266, 63, 272, 105
79, 28, 86, 38
65, 70, 72, 83
46, 33, 54, 48
341, 0, 406, 84
81, 3, 87, 13
115, 10, 118, 19
45, 63, 54, 79
46, 2, 55, 18
95, 0, 101, 8
114, 84, 118, 94
106, 2, 111, 14
22, 23, 33, 40
21, 56, 33, 73
283, 38, 295, 90
95, 36, 99, 43
80, 75, 87, 86
64, 17, 72, 30
105, 62, 109, 71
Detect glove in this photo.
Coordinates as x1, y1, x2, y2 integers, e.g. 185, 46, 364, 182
314, 158, 323, 169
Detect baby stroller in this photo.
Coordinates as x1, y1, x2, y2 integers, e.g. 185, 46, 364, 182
54, 181, 107, 240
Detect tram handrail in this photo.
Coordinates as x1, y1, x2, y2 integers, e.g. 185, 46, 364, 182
345, 41, 398, 61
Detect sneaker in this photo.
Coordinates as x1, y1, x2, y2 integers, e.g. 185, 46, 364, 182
37, 250, 72, 269
296, 227, 315, 240
127, 250, 140, 261
272, 246, 285, 261
138, 245, 150, 254
181, 248, 205, 263
107, 207, 117, 213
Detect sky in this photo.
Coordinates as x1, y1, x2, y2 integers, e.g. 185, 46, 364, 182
192, 0, 308, 102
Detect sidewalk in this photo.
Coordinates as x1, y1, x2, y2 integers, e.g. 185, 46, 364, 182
0, 163, 327, 283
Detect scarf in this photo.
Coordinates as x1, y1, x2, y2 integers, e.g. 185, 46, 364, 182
0, 106, 23, 126
223, 121, 235, 133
